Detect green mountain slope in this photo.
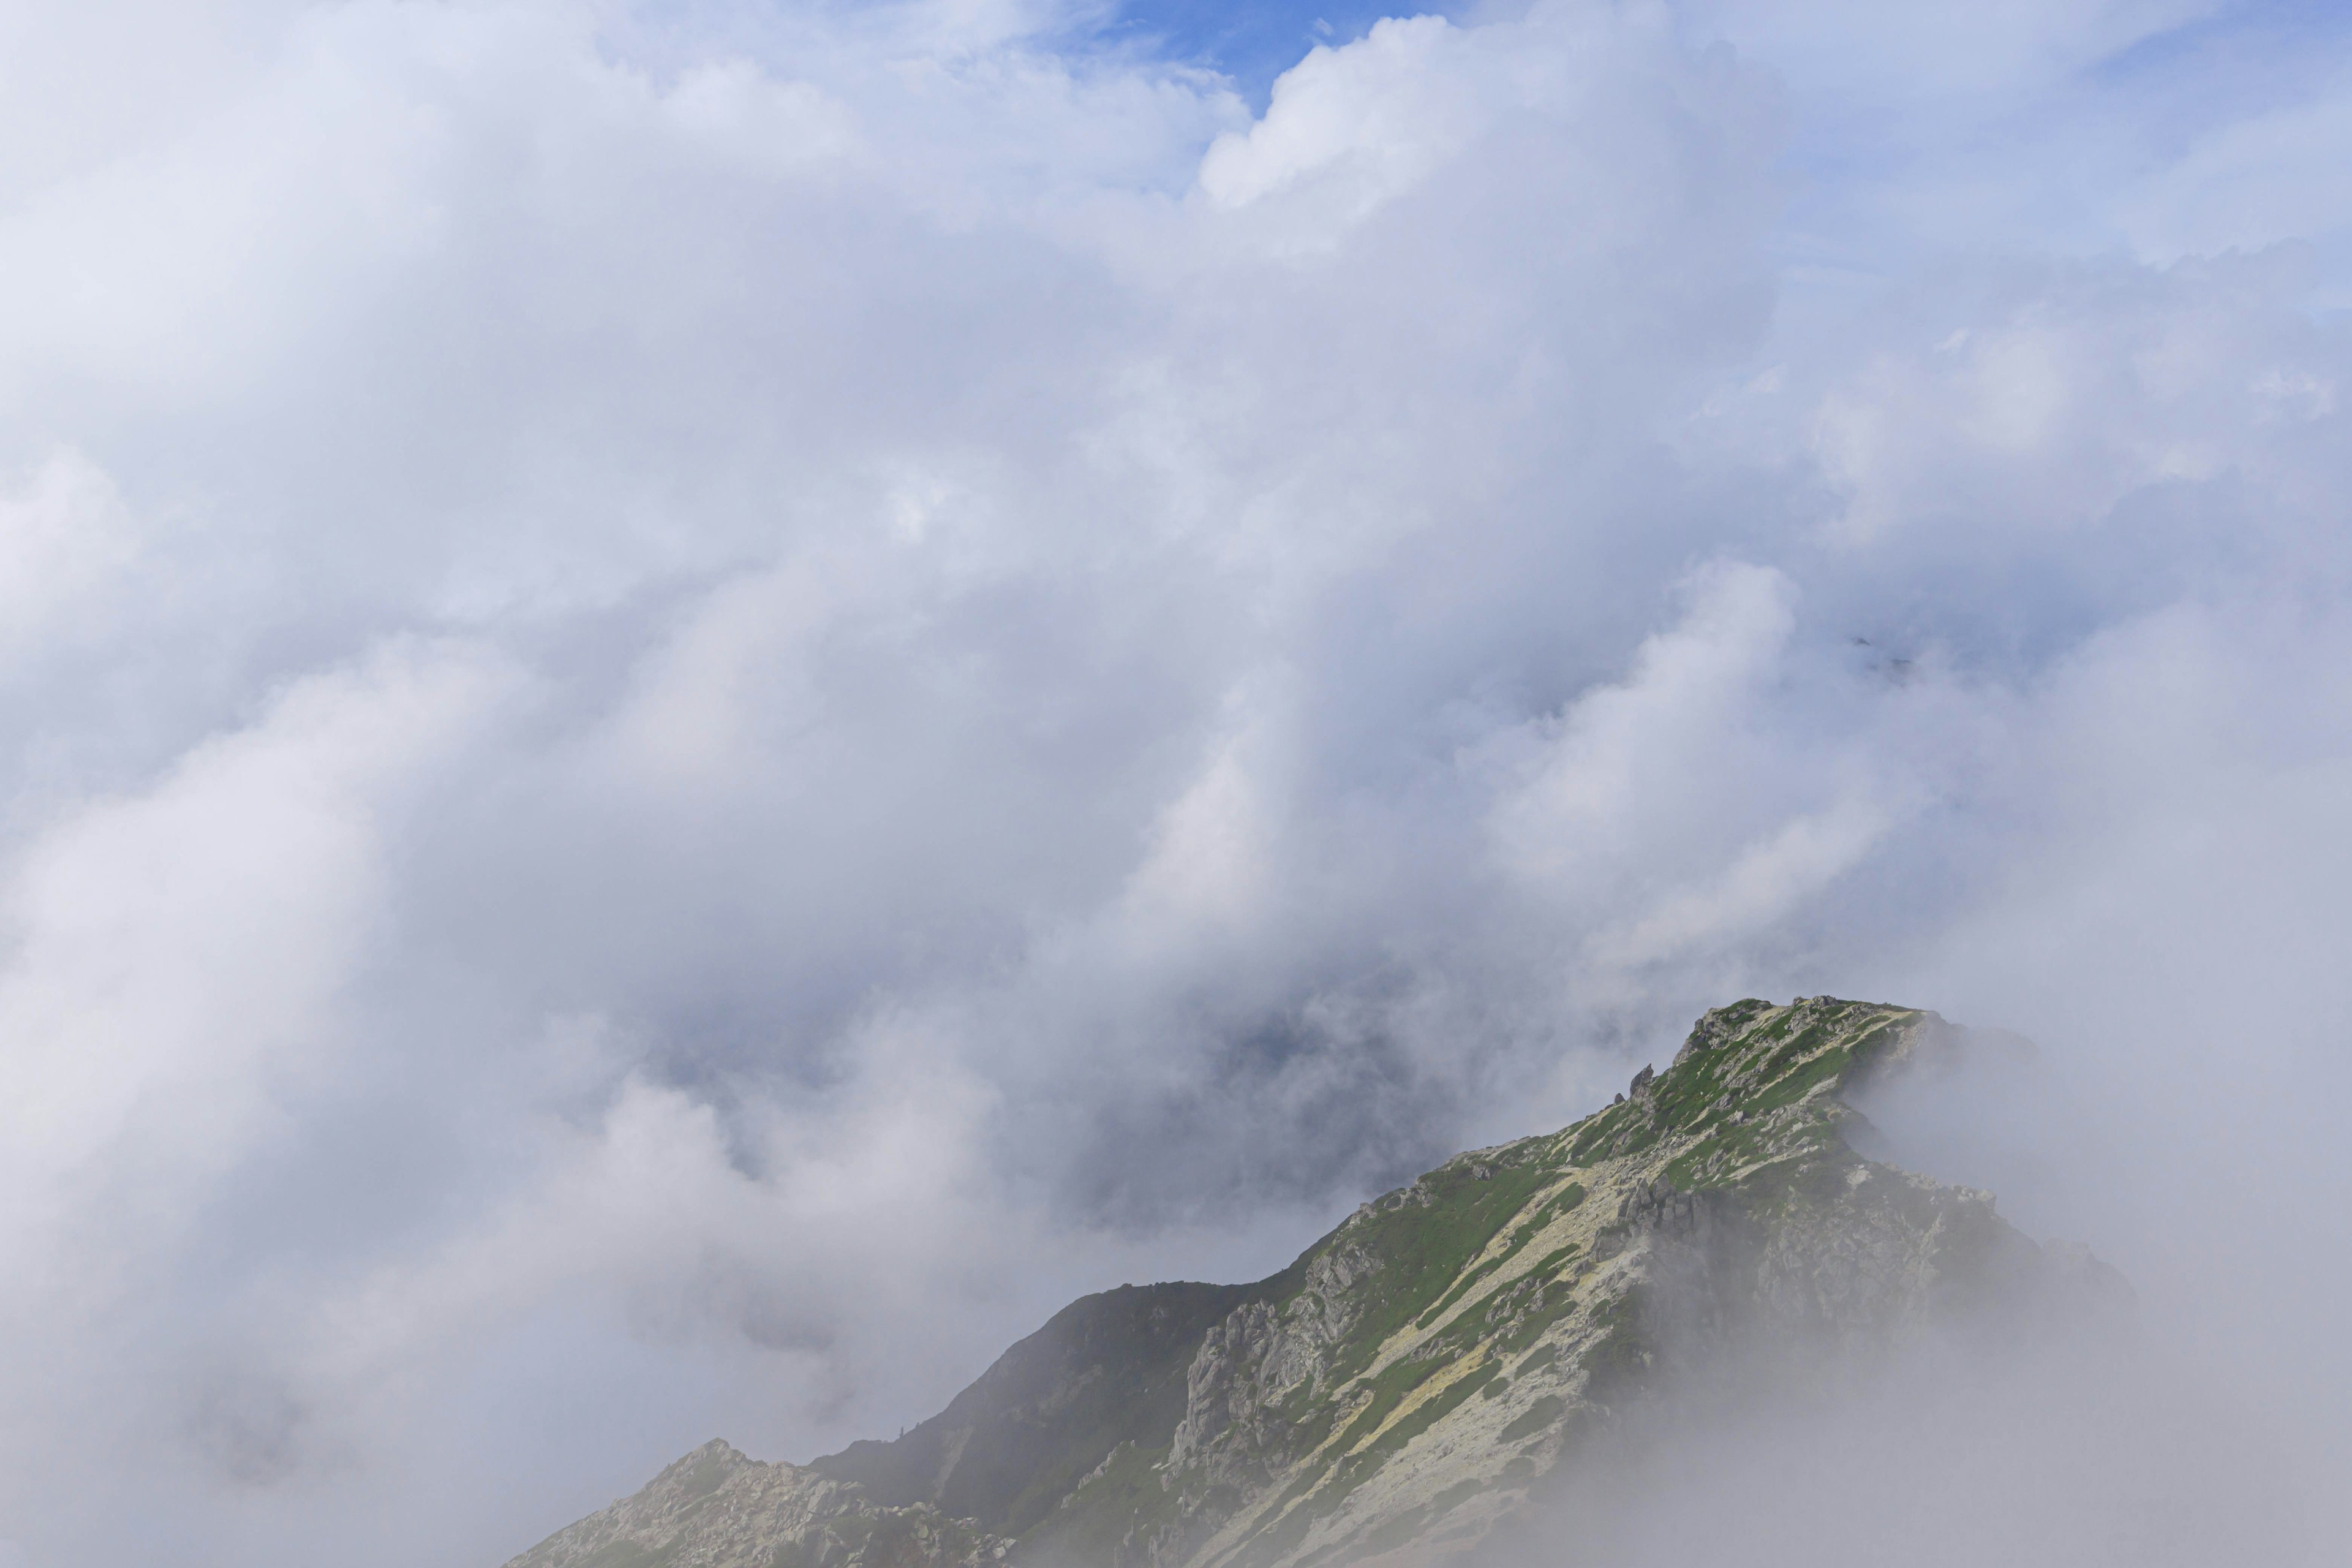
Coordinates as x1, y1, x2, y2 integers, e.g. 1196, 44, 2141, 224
501, 998, 2122, 1568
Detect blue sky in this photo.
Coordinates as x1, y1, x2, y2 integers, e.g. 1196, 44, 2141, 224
1102, 0, 1466, 102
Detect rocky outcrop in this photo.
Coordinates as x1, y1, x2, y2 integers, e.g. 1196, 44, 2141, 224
503, 998, 2122, 1568
504, 1439, 1014, 1568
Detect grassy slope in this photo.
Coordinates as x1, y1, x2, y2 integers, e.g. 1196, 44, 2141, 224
505, 998, 1952, 1568
1166, 997, 1930, 1568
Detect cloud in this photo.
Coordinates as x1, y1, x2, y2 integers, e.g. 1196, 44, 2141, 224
0, 1, 2343, 1564
0, 451, 141, 666
2120, 84, 2352, 262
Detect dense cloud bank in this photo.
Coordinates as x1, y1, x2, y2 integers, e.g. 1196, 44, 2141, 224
0, 1, 2346, 1562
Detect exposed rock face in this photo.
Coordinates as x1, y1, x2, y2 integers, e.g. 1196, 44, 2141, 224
502, 998, 2121, 1568
502, 1439, 1014, 1568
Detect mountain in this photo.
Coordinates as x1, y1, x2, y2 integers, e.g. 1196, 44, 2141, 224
500, 997, 2124, 1568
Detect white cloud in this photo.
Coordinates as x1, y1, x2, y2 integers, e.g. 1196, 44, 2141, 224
2119, 78, 2352, 263
1197, 17, 1474, 217
0, 1, 2345, 1564
0, 640, 516, 1201
0, 450, 141, 666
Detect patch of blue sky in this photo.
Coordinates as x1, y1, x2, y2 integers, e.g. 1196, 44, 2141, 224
1098, 0, 1463, 106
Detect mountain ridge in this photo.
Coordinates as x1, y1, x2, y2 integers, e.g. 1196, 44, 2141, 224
502, 997, 2122, 1568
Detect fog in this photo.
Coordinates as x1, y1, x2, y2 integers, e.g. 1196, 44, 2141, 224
0, 1, 2346, 1563
1471, 1025, 2342, 1567
1487, 1328, 2316, 1565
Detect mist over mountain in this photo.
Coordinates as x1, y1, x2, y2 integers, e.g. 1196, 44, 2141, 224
502, 1001, 2278, 1568
0, 2, 2347, 1565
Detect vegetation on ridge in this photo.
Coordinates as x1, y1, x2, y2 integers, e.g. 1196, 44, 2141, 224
505, 998, 2098, 1568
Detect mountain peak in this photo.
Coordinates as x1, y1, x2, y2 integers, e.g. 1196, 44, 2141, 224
502, 999, 2111, 1568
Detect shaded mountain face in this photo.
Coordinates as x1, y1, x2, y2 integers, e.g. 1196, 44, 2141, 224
810, 1281, 1265, 1539
502, 998, 2125, 1568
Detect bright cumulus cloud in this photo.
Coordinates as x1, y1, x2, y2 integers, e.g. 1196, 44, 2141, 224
0, 1, 2346, 1563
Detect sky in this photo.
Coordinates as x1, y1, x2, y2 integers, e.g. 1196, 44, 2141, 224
0, 1, 2346, 1563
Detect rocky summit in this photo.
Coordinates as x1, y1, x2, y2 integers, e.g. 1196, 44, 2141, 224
502, 998, 2124, 1568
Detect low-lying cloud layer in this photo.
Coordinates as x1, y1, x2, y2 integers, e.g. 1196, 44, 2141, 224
0, 1, 2346, 1562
